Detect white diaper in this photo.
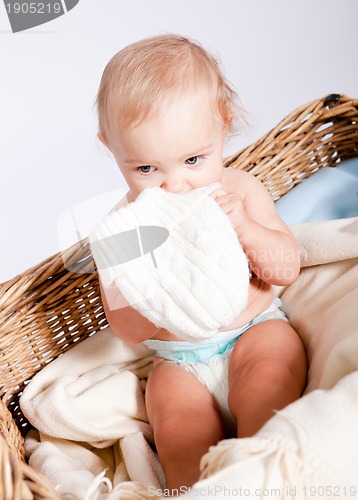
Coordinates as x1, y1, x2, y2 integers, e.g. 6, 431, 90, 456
184, 350, 236, 435
144, 298, 288, 435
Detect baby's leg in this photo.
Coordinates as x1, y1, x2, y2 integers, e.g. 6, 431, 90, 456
146, 358, 224, 491
228, 319, 307, 438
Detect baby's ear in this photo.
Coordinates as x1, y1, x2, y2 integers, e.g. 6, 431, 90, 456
97, 132, 111, 150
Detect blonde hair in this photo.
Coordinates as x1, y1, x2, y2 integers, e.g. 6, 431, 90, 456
96, 34, 243, 142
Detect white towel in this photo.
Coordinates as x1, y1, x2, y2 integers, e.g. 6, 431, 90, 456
90, 184, 250, 342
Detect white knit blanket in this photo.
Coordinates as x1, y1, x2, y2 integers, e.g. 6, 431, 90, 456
20, 217, 358, 499
90, 183, 250, 342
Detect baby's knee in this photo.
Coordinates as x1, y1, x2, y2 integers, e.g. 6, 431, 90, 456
256, 358, 299, 385
145, 361, 197, 427
229, 350, 304, 397
145, 362, 176, 420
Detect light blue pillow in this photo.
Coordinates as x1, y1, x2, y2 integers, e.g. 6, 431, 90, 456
275, 157, 358, 224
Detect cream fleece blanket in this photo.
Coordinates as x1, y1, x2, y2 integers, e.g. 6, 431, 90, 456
20, 217, 358, 499
20, 330, 166, 499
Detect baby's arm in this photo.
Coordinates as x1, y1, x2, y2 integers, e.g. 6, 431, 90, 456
99, 279, 159, 343
213, 169, 300, 286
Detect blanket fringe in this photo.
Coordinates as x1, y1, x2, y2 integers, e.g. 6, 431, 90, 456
83, 475, 162, 500
109, 481, 162, 499
199, 434, 337, 499
84, 470, 112, 500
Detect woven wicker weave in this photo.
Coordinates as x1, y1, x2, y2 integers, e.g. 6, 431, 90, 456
0, 93, 357, 498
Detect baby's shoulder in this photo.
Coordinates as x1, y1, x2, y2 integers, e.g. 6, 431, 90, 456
221, 167, 261, 197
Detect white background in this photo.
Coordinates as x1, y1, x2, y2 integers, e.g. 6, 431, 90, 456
1, 0, 357, 283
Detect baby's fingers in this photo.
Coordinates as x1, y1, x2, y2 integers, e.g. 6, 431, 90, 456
209, 188, 227, 200
209, 189, 231, 206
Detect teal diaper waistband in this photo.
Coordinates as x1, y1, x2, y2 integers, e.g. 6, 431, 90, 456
143, 298, 288, 363
163, 334, 243, 363
144, 319, 254, 363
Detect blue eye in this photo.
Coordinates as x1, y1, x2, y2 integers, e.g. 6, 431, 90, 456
185, 156, 201, 165
138, 165, 155, 174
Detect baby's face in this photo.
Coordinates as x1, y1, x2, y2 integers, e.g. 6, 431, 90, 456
104, 93, 226, 201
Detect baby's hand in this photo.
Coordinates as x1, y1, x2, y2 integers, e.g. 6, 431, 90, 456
210, 189, 249, 238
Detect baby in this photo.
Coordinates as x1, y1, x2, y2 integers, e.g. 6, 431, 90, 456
95, 34, 307, 492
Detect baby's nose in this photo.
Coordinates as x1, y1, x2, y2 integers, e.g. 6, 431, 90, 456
161, 176, 186, 193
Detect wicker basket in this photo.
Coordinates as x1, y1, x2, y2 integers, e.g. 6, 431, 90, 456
0, 93, 357, 498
